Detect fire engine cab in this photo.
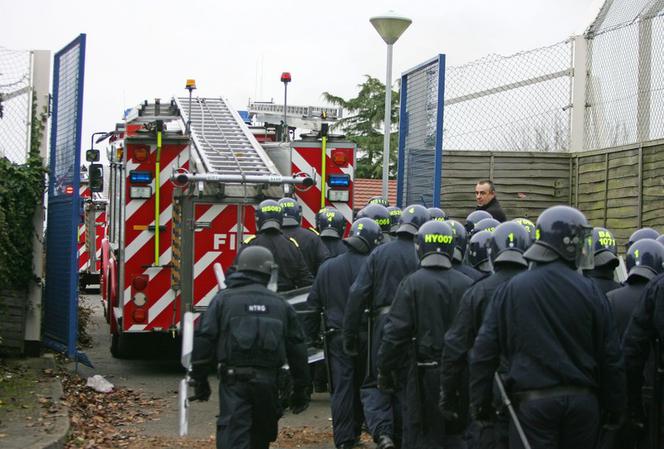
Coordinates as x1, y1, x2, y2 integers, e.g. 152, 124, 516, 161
101, 93, 355, 357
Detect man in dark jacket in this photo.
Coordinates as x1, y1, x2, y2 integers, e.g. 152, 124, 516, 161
343, 205, 430, 449
190, 246, 311, 449
306, 218, 383, 449
316, 208, 348, 258
470, 206, 625, 449
584, 227, 621, 294
378, 220, 473, 449
474, 180, 507, 222
441, 221, 531, 449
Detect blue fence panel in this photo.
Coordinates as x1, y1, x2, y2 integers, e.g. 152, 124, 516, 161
43, 34, 91, 367
396, 55, 446, 208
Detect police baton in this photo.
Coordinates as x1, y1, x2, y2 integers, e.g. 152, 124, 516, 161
179, 311, 195, 436
494, 372, 532, 449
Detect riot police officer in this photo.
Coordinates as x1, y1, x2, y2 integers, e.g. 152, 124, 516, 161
368, 196, 390, 207
447, 219, 484, 281
466, 230, 494, 275
190, 246, 311, 449
606, 239, 664, 449
442, 221, 531, 449
378, 220, 473, 449
470, 205, 626, 449
234, 199, 313, 292
609, 239, 664, 337
625, 227, 660, 251
387, 207, 402, 236
584, 227, 620, 294
465, 210, 493, 234
357, 203, 392, 243
317, 208, 348, 258
623, 270, 664, 449
306, 218, 383, 449
512, 217, 536, 241
427, 207, 447, 222
279, 197, 330, 276
343, 204, 430, 449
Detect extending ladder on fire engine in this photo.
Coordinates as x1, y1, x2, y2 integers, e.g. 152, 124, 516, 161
248, 101, 342, 131
175, 96, 279, 176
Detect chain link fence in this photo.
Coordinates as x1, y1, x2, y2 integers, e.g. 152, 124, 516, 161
585, 0, 664, 149
419, 0, 664, 153
0, 46, 32, 164
444, 40, 573, 152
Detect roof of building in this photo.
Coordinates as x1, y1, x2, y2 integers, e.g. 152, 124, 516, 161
353, 178, 397, 209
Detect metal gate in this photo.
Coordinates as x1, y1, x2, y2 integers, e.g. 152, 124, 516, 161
397, 55, 446, 207
43, 34, 92, 366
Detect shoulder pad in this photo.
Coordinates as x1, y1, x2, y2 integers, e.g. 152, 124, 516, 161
308, 227, 320, 235
288, 237, 300, 248
243, 235, 257, 244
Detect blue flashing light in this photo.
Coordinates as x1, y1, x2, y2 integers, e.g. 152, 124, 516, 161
130, 170, 152, 184
328, 174, 350, 188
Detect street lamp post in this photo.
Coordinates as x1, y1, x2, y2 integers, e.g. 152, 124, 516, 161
370, 11, 412, 199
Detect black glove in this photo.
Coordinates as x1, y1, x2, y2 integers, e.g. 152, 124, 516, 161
290, 388, 310, 414
343, 335, 359, 357
471, 402, 495, 423
439, 389, 460, 421
188, 377, 211, 402
377, 370, 396, 393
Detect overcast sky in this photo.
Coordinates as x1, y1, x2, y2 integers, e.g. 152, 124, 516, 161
2, 0, 603, 148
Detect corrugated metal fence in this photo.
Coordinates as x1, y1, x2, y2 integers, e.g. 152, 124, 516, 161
438, 139, 664, 249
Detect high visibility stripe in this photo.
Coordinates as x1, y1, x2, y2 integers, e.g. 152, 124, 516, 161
194, 251, 222, 278
196, 204, 226, 224
123, 247, 172, 304
197, 285, 219, 309
124, 204, 173, 262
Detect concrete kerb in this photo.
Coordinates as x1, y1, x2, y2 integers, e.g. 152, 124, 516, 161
27, 354, 69, 449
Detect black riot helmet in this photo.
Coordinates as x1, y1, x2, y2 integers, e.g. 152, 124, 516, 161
415, 220, 455, 268
591, 227, 619, 269
446, 219, 468, 263
357, 204, 391, 233
427, 207, 447, 222
625, 239, 664, 282
524, 205, 594, 270
317, 208, 346, 239
491, 221, 530, 267
397, 204, 431, 236
367, 196, 390, 207
236, 246, 279, 291
657, 235, 664, 246
255, 199, 283, 232
278, 197, 302, 227
467, 230, 494, 272
626, 227, 660, 251
344, 218, 383, 254
465, 210, 493, 233
387, 206, 402, 234
471, 217, 500, 236
315, 207, 330, 229
513, 217, 536, 240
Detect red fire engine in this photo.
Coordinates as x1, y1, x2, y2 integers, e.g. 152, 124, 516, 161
78, 170, 107, 291
101, 94, 355, 357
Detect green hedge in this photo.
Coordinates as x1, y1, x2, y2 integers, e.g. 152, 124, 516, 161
0, 96, 46, 290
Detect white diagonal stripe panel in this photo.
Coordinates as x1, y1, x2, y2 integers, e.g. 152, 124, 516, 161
124, 204, 173, 262
148, 289, 176, 323
196, 204, 226, 223
197, 285, 219, 309
125, 156, 182, 222
194, 251, 222, 278
331, 201, 354, 223
123, 247, 172, 305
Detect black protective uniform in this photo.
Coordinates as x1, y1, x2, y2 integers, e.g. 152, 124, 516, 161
234, 229, 313, 292
306, 247, 368, 448
343, 234, 419, 445
321, 236, 348, 258
477, 197, 507, 223
191, 271, 311, 449
470, 260, 626, 449
442, 263, 526, 449
378, 266, 473, 449
453, 260, 485, 282
623, 272, 664, 449
608, 279, 650, 338
282, 226, 330, 276
586, 267, 621, 294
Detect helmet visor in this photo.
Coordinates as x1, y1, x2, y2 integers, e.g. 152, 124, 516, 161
576, 226, 594, 271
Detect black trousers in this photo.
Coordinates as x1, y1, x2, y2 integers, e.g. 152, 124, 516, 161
216, 378, 282, 449
509, 394, 599, 449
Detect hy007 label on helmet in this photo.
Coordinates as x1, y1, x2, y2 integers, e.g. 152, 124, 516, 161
424, 234, 453, 244
261, 205, 282, 213
246, 304, 268, 313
